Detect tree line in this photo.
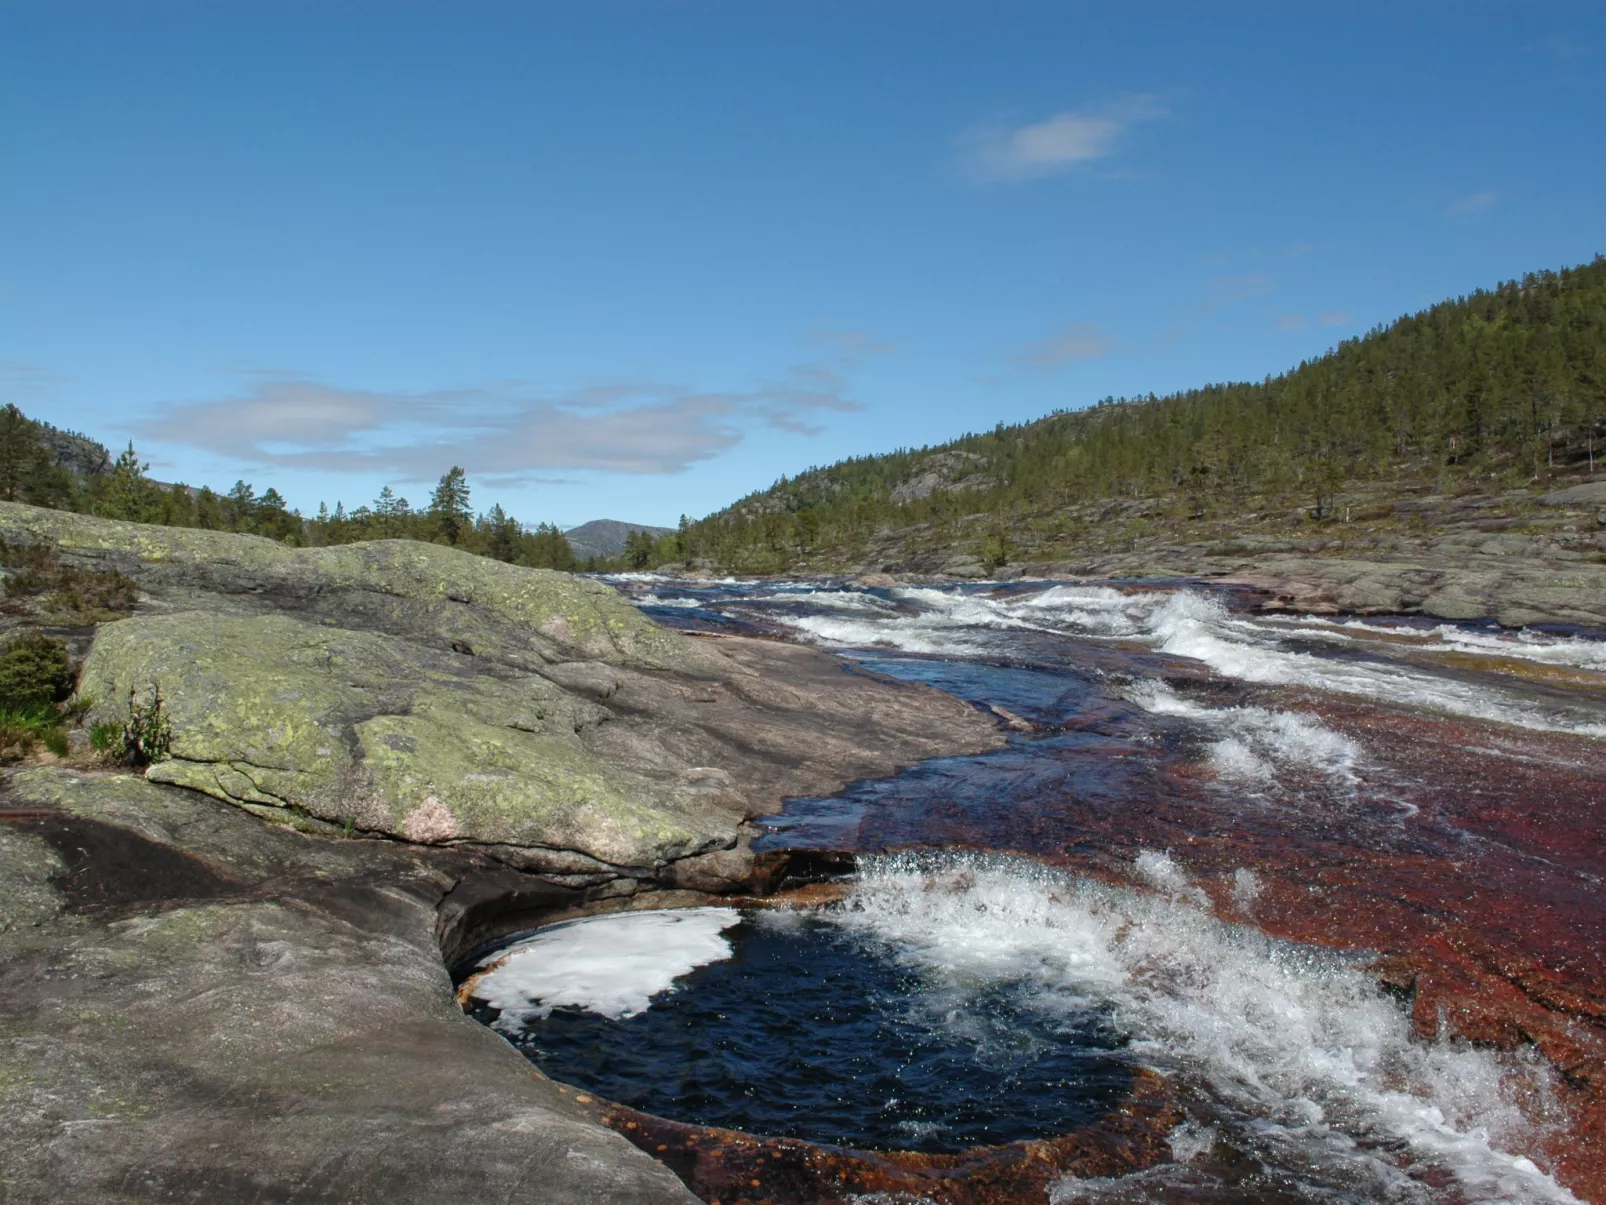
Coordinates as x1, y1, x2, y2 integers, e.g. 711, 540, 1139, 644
662, 255, 1606, 572
7, 253, 1604, 578
0, 413, 579, 570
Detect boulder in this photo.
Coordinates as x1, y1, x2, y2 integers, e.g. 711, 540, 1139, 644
0, 503, 1001, 883
1541, 480, 1606, 507
0, 503, 686, 672
0, 766, 700, 1205
78, 612, 736, 868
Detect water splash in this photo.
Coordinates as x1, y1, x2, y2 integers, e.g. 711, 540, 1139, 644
1125, 679, 1363, 787
832, 852, 1577, 1204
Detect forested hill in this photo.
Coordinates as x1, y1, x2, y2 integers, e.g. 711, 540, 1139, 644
649, 256, 1606, 575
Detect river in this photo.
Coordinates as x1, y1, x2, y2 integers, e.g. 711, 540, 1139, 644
470, 575, 1606, 1203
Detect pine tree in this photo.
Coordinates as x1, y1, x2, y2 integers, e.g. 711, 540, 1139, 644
428, 467, 472, 545
0, 405, 48, 502
484, 503, 520, 562
373, 485, 403, 537
90, 443, 166, 524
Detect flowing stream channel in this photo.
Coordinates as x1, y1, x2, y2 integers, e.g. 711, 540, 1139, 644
464, 576, 1606, 1203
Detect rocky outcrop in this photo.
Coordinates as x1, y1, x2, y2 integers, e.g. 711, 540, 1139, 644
0, 767, 703, 1204
0, 501, 1001, 893
1212, 553, 1606, 629
1540, 479, 1606, 507
0, 502, 1008, 1202
1018, 544, 1606, 630
78, 611, 733, 868
0, 504, 686, 669
888, 450, 993, 507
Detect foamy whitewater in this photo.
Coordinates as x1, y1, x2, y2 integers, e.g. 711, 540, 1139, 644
1269, 614, 1606, 672
471, 907, 740, 1024
1125, 679, 1363, 787
834, 852, 1578, 1204
756, 582, 1606, 740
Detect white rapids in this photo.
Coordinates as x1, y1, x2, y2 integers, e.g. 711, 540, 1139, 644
834, 853, 1578, 1204
742, 581, 1606, 741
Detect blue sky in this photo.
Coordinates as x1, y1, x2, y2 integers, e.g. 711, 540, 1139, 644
3, 2, 1602, 528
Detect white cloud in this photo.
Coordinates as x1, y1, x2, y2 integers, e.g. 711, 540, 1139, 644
1277, 314, 1307, 331
959, 95, 1166, 183
1447, 191, 1498, 216
1017, 322, 1112, 369
1317, 311, 1351, 327
134, 359, 869, 480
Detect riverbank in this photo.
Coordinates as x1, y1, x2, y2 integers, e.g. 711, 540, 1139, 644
2, 503, 1601, 1202
0, 503, 1002, 1204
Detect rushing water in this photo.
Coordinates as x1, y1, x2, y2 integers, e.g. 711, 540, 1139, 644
468, 575, 1606, 1203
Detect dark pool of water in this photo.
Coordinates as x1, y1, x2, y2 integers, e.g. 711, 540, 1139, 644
467, 911, 1133, 1153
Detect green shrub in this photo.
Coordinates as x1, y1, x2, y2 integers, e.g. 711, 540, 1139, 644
0, 630, 72, 710
89, 720, 121, 752
0, 543, 139, 621
121, 684, 173, 765
0, 701, 65, 759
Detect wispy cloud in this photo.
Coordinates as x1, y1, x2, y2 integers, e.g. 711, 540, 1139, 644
1198, 273, 1274, 316
1529, 34, 1590, 61
0, 360, 66, 397
1317, 311, 1351, 327
1447, 191, 1498, 216
959, 94, 1166, 183
815, 328, 894, 356
1277, 314, 1308, 332
134, 353, 873, 481
1016, 322, 1112, 370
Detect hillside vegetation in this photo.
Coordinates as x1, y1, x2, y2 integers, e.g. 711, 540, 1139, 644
645, 256, 1606, 575
0, 412, 580, 570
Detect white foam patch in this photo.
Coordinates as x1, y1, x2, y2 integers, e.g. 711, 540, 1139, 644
787, 589, 902, 614
1127, 680, 1363, 786
834, 853, 1578, 1204
1166, 1117, 1219, 1162
636, 593, 702, 608
471, 907, 740, 1023
1132, 849, 1208, 905
1231, 867, 1262, 908
1273, 615, 1606, 672
1003, 584, 1168, 636
1425, 624, 1606, 672
1147, 593, 1606, 740
667, 581, 1606, 739
787, 611, 974, 655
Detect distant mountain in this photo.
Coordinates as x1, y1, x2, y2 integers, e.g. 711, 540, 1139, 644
563, 518, 676, 562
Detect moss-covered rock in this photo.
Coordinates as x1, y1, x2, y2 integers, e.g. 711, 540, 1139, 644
0, 502, 687, 669
79, 612, 733, 866
1, 500, 1001, 881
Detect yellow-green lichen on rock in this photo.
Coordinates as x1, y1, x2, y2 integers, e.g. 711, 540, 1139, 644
79, 611, 730, 867
0, 501, 686, 668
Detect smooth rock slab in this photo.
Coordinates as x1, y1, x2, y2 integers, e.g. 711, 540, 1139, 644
0, 502, 687, 671
0, 767, 699, 1205
78, 611, 734, 868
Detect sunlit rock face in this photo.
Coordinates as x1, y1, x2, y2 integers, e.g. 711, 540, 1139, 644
0, 501, 999, 879
79, 611, 736, 867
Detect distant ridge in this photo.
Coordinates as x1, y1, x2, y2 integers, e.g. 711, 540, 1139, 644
669, 255, 1606, 575
564, 518, 675, 562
